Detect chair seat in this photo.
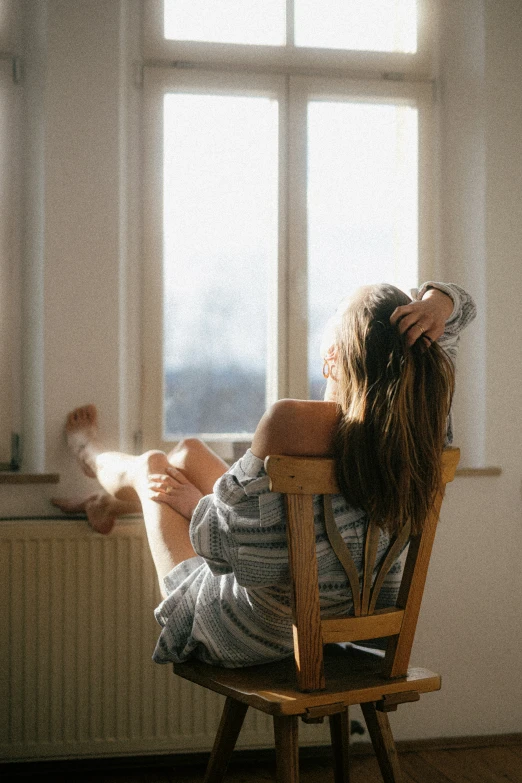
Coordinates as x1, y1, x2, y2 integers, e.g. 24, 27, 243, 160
173, 646, 441, 717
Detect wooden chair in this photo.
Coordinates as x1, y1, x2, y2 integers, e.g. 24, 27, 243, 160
173, 448, 460, 782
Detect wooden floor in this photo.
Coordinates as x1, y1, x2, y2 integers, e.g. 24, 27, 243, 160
5, 745, 521, 783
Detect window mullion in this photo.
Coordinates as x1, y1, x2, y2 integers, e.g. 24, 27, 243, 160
287, 76, 309, 400
267, 76, 289, 405
286, 0, 294, 48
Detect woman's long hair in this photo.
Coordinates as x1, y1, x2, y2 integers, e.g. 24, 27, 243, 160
332, 284, 455, 536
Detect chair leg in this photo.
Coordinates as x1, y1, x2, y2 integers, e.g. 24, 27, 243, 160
203, 697, 249, 783
329, 709, 350, 783
360, 702, 403, 783
273, 715, 299, 783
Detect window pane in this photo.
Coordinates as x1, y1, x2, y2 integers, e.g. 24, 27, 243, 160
164, 0, 286, 45
163, 94, 278, 438
295, 0, 417, 53
307, 100, 418, 399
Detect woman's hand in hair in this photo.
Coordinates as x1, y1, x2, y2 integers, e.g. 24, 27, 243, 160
390, 288, 454, 346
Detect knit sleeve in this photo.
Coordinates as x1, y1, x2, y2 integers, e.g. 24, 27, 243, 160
189, 449, 288, 586
415, 282, 477, 444
415, 282, 477, 365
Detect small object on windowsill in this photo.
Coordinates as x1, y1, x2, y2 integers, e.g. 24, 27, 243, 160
0, 472, 60, 484
0, 435, 60, 481
0, 433, 23, 473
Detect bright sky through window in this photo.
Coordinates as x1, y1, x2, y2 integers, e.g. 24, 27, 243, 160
295, 0, 417, 52
162, 93, 279, 436
164, 0, 286, 45
307, 100, 418, 399
163, 0, 417, 52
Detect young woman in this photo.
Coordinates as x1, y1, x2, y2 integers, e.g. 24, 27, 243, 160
59, 281, 475, 668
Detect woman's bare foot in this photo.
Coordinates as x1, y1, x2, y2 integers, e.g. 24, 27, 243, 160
63, 406, 169, 508
51, 493, 140, 535
65, 405, 100, 478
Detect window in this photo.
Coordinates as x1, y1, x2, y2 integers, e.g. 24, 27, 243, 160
142, 1, 435, 452
304, 91, 420, 399
162, 89, 279, 438
0, 3, 22, 468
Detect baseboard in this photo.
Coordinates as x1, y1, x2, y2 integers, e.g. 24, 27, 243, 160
2, 733, 521, 777
356, 732, 522, 755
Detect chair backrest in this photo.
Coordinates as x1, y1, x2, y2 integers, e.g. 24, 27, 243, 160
265, 449, 460, 692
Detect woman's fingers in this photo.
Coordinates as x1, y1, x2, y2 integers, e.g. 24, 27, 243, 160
395, 312, 423, 335
147, 474, 180, 502
390, 300, 446, 345
165, 465, 190, 483
390, 304, 414, 328
390, 309, 428, 345
148, 480, 182, 505
149, 490, 182, 509
390, 305, 429, 333
149, 482, 174, 494
405, 326, 433, 346
149, 470, 186, 487
147, 470, 200, 497
147, 474, 204, 518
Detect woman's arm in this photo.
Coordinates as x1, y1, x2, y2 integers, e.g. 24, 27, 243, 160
417, 282, 477, 361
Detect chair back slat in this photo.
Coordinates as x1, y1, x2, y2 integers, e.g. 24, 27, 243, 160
368, 519, 411, 615
265, 448, 460, 691
321, 609, 404, 643
382, 448, 460, 677
266, 455, 339, 494
382, 493, 443, 678
323, 496, 361, 617
361, 523, 380, 616
283, 493, 325, 692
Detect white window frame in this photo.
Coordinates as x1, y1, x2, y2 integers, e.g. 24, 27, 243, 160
144, 0, 436, 78
141, 1, 436, 454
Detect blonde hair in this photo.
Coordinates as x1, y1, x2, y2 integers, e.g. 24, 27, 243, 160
332, 284, 455, 536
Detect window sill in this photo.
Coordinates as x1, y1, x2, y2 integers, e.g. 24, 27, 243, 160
0, 472, 60, 485
455, 467, 501, 477
0, 467, 501, 486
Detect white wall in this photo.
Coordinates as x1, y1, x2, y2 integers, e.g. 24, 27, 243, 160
11, 0, 142, 504
392, 0, 522, 739
1, 0, 521, 746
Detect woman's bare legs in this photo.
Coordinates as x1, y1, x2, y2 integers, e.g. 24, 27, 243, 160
62, 405, 229, 594
53, 425, 229, 536
51, 434, 228, 535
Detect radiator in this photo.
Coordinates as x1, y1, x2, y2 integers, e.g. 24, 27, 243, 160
0, 521, 328, 762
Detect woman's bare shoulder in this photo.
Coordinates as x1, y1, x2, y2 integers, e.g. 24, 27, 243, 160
251, 399, 339, 459
269, 398, 338, 424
